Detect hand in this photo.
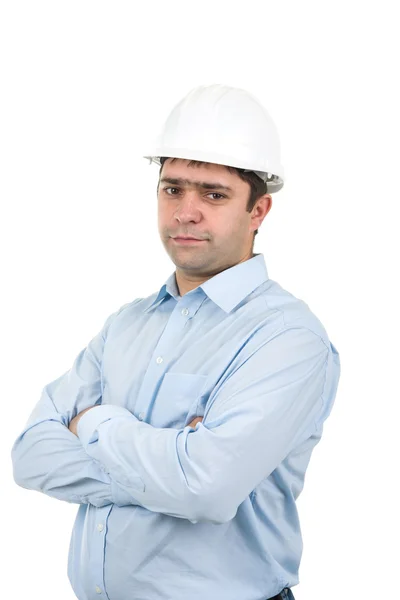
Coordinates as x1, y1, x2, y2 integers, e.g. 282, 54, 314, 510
188, 416, 203, 428
68, 407, 96, 437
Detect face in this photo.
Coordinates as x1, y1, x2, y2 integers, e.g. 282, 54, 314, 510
157, 158, 272, 296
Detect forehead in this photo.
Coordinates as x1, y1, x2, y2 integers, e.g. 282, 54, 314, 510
160, 158, 245, 191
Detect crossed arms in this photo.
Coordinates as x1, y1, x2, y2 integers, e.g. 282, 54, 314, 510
11, 306, 335, 524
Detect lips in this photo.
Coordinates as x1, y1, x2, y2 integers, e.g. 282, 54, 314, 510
171, 237, 206, 245
172, 236, 203, 240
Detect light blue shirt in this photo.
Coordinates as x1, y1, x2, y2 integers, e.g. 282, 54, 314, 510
11, 253, 340, 600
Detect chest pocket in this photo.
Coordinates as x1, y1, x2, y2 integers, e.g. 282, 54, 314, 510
151, 372, 209, 429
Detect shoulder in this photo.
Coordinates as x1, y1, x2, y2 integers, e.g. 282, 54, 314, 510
260, 279, 332, 350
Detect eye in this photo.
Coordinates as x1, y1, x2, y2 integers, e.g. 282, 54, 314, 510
207, 193, 225, 200
163, 187, 225, 200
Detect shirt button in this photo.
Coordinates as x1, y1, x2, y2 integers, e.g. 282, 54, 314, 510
95, 586, 102, 594
156, 356, 163, 364
138, 412, 145, 421
181, 308, 189, 316
97, 523, 104, 532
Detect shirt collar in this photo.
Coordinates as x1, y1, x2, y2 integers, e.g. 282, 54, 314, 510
143, 253, 269, 315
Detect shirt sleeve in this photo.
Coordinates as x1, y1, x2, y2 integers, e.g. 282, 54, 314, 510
10, 301, 144, 508
76, 326, 340, 524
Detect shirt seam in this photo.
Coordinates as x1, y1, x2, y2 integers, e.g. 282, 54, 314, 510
261, 294, 331, 351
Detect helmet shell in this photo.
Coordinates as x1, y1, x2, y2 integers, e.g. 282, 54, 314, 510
144, 84, 284, 193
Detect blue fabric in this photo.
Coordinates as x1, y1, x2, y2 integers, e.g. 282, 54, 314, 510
11, 253, 340, 600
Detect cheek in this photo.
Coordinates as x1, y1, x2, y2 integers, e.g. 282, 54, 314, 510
222, 214, 243, 233
157, 207, 167, 225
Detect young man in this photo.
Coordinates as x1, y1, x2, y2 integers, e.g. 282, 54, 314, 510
11, 84, 340, 600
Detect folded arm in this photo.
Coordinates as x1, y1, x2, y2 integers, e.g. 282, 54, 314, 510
76, 327, 340, 524
10, 301, 144, 508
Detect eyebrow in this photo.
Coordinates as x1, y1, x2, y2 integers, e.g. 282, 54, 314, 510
159, 177, 233, 193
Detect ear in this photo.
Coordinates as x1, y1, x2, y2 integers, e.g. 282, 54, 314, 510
252, 195, 272, 229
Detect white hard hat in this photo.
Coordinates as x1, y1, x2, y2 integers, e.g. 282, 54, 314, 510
143, 83, 284, 193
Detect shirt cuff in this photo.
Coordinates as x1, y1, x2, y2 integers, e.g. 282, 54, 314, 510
77, 404, 137, 448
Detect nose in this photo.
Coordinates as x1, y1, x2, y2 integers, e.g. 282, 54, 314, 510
173, 191, 202, 222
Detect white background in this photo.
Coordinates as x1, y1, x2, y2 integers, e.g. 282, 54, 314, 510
1, 2, 399, 599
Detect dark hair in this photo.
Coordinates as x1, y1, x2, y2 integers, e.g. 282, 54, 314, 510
158, 157, 268, 239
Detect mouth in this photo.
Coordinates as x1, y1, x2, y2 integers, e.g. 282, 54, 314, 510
171, 237, 206, 245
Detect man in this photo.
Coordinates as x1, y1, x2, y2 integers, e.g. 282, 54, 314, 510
11, 84, 341, 600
